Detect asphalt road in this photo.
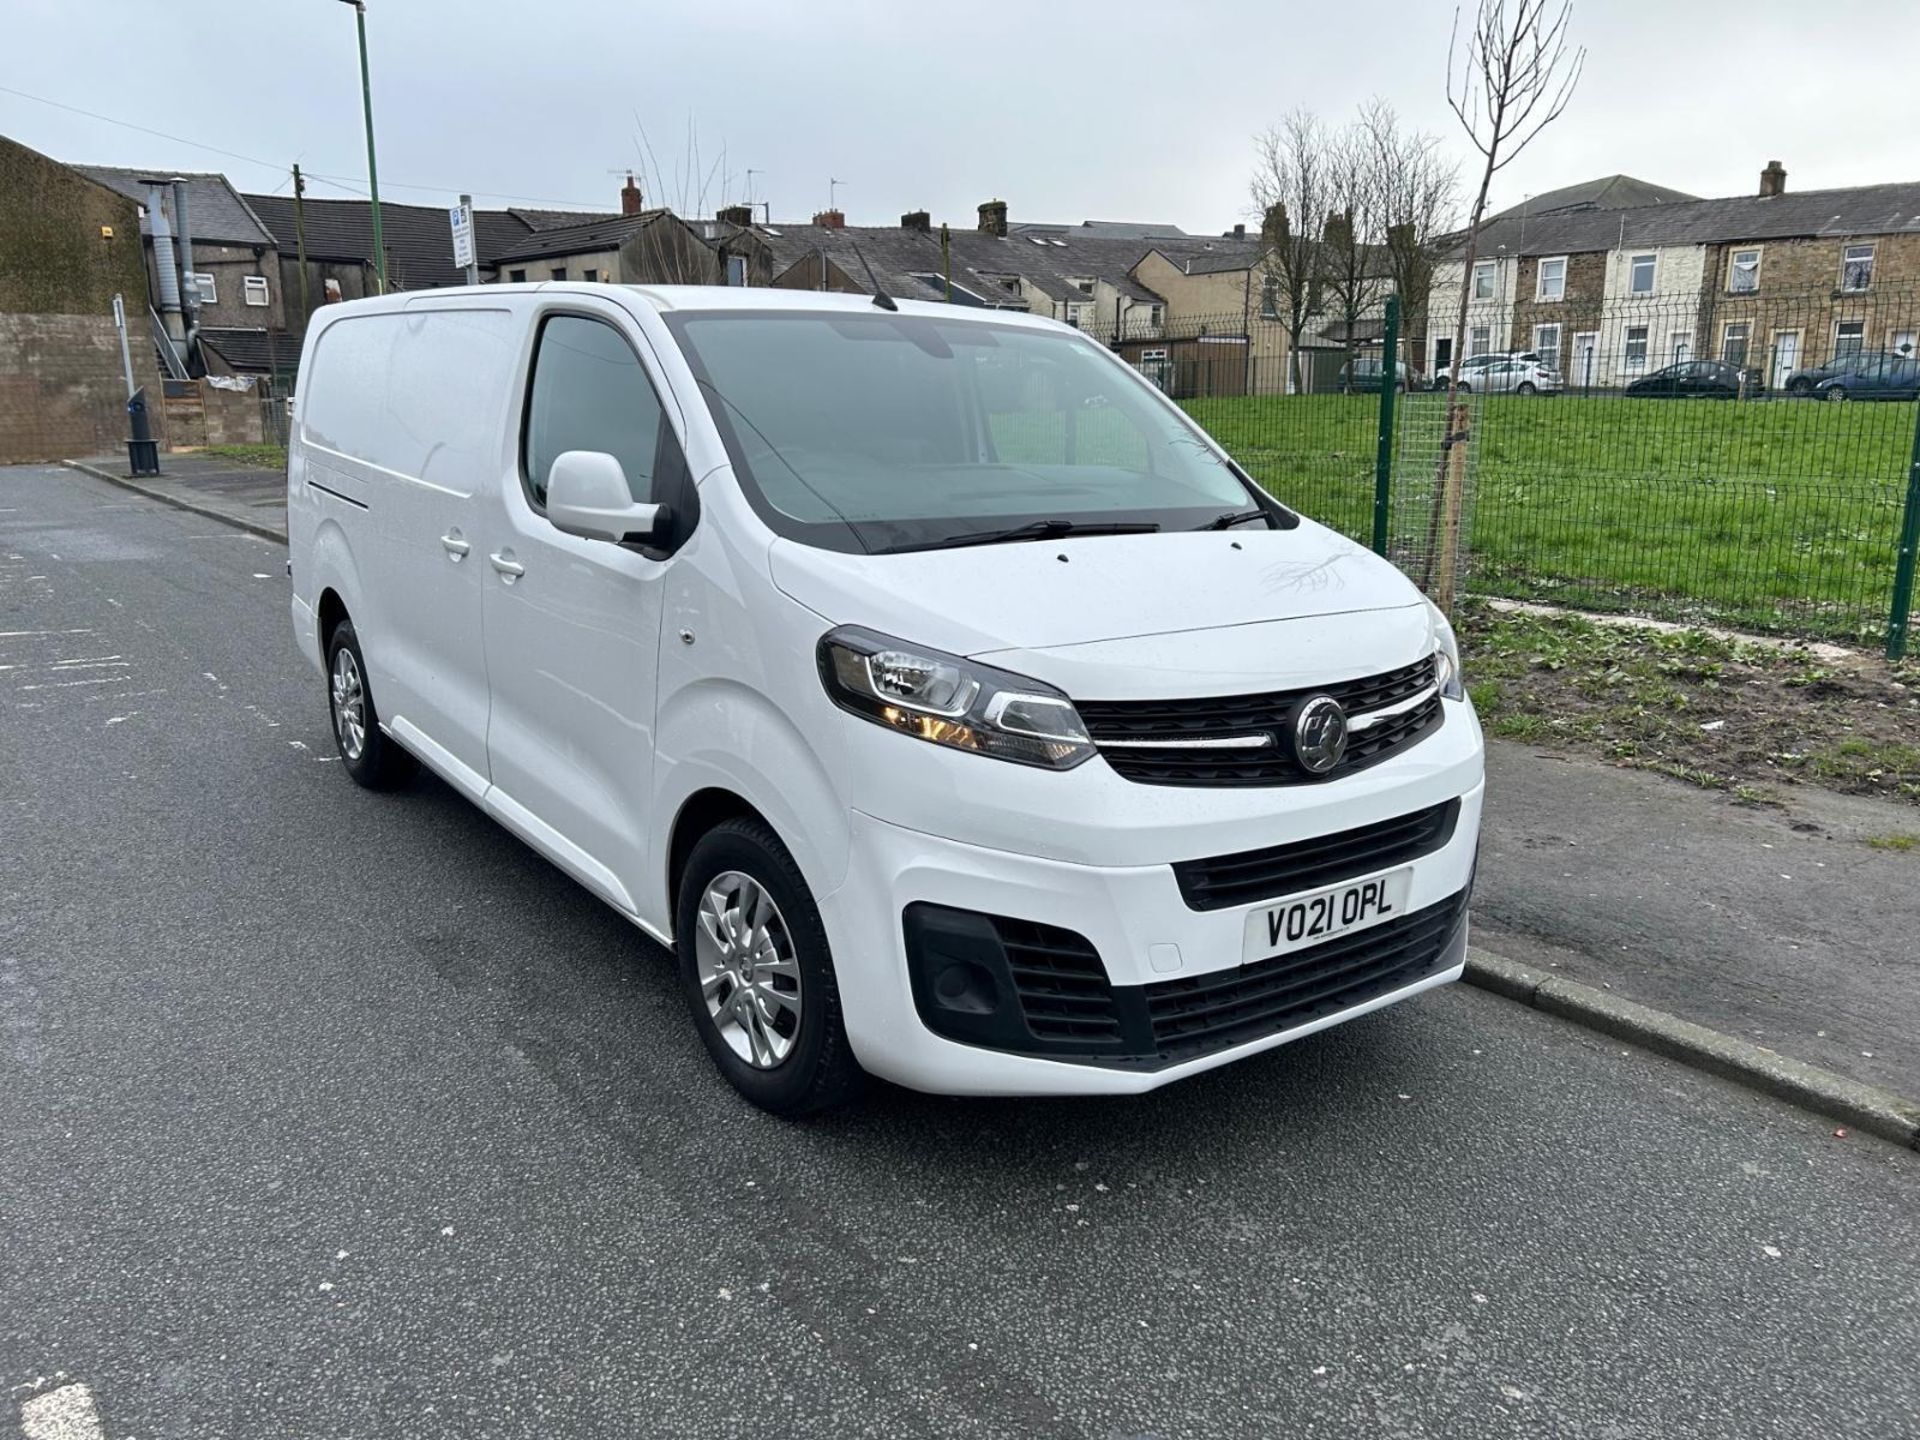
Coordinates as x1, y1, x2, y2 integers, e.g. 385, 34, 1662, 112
3, 465, 1917, 1440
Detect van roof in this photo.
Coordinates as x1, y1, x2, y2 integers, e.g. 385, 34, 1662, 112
329, 281, 1077, 331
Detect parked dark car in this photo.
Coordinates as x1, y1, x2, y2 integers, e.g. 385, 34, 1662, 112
1813, 356, 1920, 402
1624, 360, 1764, 399
1780, 350, 1901, 398
1336, 357, 1411, 394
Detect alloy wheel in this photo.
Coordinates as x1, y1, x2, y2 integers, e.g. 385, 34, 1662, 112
694, 871, 803, 1069
330, 647, 367, 761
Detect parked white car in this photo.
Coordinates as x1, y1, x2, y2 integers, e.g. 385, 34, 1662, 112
1459, 356, 1563, 395
1433, 350, 1539, 389
288, 285, 1484, 1112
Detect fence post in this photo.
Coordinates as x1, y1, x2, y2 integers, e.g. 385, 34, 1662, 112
1372, 294, 1400, 556
1888, 402, 1920, 660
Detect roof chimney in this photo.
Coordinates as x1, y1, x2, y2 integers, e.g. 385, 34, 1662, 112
1229, 223, 1246, 239
977, 199, 1008, 238
900, 210, 931, 233
620, 172, 644, 216
716, 204, 754, 227
1759, 160, 1787, 198
811, 208, 846, 230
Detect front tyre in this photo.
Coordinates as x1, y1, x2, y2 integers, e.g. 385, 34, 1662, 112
1825, 386, 1849, 403
326, 620, 417, 789
676, 818, 863, 1115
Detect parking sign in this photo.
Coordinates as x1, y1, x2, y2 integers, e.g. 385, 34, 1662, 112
449, 202, 475, 270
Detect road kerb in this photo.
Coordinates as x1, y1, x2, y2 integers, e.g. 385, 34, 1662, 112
60, 459, 287, 544
1465, 947, 1920, 1150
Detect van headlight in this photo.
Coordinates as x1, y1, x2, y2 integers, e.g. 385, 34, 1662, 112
1427, 601, 1465, 701
818, 626, 1095, 770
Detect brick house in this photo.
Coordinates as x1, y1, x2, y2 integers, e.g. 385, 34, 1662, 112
0, 135, 164, 463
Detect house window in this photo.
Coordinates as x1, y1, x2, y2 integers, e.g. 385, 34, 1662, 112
1834, 320, 1865, 358
1624, 325, 1648, 369
509, 268, 527, 283
1532, 323, 1561, 363
1841, 244, 1874, 292
1148, 305, 1163, 328
1669, 332, 1691, 364
1260, 277, 1280, 320
188, 272, 217, 304
1729, 248, 1760, 293
1628, 254, 1655, 295
1722, 322, 1751, 368
583, 268, 600, 283
724, 255, 747, 286
1469, 325, 1491, 357
1072, 278, 1095, 295
1536, 256, 1566, 301
550, 266, 568, 282
242, 275, 270, 307
1471, 259, 1496, 300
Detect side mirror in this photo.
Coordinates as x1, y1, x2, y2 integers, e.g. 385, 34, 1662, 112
545, 450, 664, 543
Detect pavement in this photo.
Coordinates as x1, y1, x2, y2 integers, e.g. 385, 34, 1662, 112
64, 452, 287, 542
6, 466, 1920, 1438
1473, 748, 1920, 1098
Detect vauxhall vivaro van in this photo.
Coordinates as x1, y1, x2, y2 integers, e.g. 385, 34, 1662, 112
289, 284, 1483, 1113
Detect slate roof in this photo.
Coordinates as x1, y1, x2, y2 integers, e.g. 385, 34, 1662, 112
75, 166, 276, 247
201, 326, 299, 374
1010, 219, 1192, 240
1453, 179, 1920, 258
242, 194, 536, 288
1484, 174, 1697, 223
485, 210, 679, 265
741, 222, 1246, 306
509, 207, 618, 232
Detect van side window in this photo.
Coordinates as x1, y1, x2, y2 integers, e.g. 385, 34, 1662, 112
523, 315, 665, 508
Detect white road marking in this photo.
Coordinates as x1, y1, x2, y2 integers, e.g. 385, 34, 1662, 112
17, 679, 126, 691
0, 630, 92, 639
20, 1383, 105, 1440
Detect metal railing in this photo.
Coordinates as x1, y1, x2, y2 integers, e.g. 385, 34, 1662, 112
1081, 285, 1920, 655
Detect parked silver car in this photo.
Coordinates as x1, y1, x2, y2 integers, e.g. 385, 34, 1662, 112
1459, 356, 1563, 395
1432, 350, 1538, 389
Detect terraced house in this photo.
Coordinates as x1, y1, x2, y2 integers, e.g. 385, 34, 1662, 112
1427, 162, 1920, 390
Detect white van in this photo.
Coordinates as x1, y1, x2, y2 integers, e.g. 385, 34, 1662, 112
289, 284, 1483, 1113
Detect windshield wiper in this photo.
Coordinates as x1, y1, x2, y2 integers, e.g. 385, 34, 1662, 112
1198, 508, 1272, 531
885, 519, 1160, 553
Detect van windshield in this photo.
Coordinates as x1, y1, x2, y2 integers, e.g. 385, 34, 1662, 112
663, 310, 1273, 554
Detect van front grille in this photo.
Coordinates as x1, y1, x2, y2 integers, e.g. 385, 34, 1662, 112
1172, 801, 1461, 912
1077, 655, 1442, 788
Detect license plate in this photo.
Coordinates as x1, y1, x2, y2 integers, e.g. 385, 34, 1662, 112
1243, 868, 1414, 962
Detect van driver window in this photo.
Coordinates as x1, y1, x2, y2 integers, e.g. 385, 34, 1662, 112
524, 315, 665, 507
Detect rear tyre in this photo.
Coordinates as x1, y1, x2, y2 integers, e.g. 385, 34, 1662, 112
675, 818, 863, 1115
325, 619, 417, 790
1516, 382, 1537, 396
1786, 378, 1813, 397
1824, 386, 1849, 403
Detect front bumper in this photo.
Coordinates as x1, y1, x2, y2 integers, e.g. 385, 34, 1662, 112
817, 778, 1483, 1096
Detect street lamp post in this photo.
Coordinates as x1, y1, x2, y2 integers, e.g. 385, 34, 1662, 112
337, 0, 386, 294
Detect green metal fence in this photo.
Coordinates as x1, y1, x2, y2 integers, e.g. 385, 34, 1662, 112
1086, 284, 1920, 656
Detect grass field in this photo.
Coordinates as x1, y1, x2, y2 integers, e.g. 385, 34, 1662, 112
1184, 392, 1919, 643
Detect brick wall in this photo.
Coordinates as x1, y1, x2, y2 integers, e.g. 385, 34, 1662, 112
0, 313, 162, 462
0, 136, 165, 462
1509, 250, 1606, 368
1703, 233, 1920, 368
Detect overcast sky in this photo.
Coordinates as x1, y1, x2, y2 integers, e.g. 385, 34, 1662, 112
6, 1, 1917, 234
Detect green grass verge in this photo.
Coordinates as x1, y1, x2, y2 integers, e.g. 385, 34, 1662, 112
200, 443, 288, 469
1183, 392, 1919, 643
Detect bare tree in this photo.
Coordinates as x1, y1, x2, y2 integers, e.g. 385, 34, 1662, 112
1250, 110, 1331, 395
1314, 124, 1389, 385
1426, 0, 1585, 607
1359, 97, 1461, 379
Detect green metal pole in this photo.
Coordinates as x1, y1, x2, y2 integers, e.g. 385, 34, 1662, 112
1372, 294, 1401, 556
351, 2, 386, 294
1886, 402, 1920, 660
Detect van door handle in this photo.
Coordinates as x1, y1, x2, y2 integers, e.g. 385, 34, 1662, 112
440, 532, 470, 559
489, 550, 525, 581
